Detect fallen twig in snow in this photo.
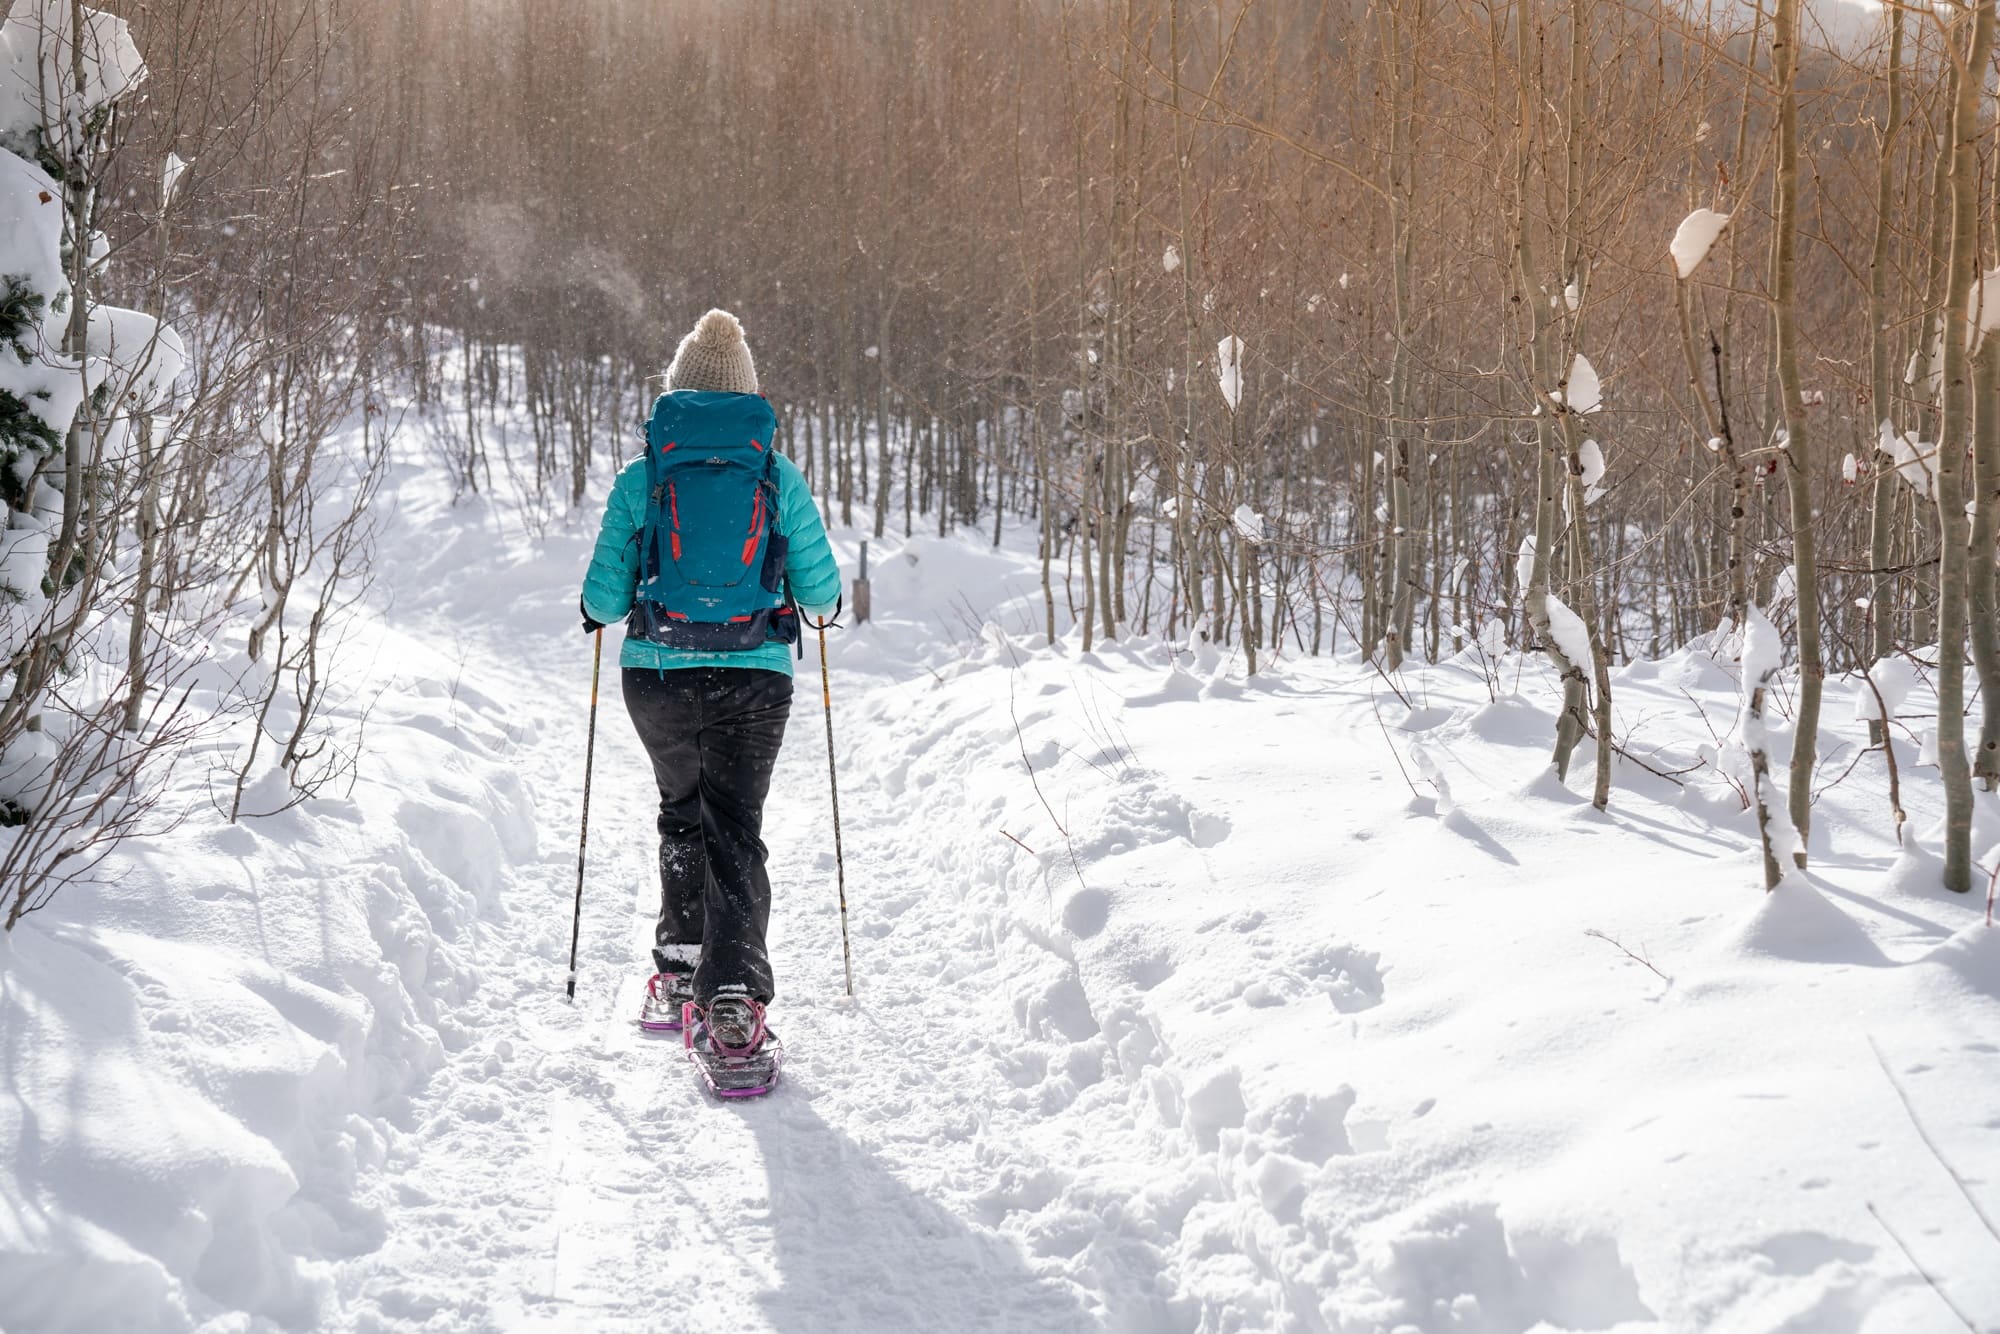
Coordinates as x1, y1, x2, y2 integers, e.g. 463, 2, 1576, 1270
1368, 687, 1421, 800
1000, 829, 1039, 857
1320, 580, 1413, 710
1679, 686, 1751, 810
1869, 1035, 2000, 1252
1608, 738, 1694, 787
1811, 740, 1867, 805
1866, 1201, 1981, 1334
1008, 671, 1088, 898
1583, 929, 1671, 985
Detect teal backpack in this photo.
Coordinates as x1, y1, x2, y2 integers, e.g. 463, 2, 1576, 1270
629, 390, 798, 651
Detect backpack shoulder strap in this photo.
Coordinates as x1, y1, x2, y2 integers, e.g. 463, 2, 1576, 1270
637, 423, 669, 585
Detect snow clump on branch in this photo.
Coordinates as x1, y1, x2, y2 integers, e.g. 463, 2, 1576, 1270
1216, 335, 1245, 412
1670, 209, 1731, 280
1553, 354, 1601, 414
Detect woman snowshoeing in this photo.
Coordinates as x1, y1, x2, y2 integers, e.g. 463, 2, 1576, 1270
580, 308, 841, 1058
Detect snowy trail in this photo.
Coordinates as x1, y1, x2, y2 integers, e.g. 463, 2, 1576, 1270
333, 610, 1113, 1331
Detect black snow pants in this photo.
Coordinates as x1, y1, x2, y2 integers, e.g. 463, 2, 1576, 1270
622, 666, 793, 1006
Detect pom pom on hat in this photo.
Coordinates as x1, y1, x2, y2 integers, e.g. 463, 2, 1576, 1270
666, 308, 760, 395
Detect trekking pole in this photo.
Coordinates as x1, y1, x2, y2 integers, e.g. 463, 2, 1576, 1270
566, 628, 604, 1000
812, 613, 855, 997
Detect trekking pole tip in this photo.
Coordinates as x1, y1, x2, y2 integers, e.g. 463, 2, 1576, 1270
565, 970, 577, 1001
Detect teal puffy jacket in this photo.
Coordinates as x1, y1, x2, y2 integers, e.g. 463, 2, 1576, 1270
582, 444, 842, 676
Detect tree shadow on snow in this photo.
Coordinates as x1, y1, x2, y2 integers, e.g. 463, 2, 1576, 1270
740, 1087, 1098, 1334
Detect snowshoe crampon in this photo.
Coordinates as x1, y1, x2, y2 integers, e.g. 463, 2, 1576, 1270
683, 998, 783, 1098
638, 972, 694, 1033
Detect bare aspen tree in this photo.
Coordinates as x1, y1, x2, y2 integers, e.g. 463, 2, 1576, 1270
1744, 606, 1788, 891
1970, 331, 1999, 789
1974, 78, 2000, 791
1864, 2, 1905, 749
1377, 0, 1418, 671
1510, 0, 1591, 788
1553, 0, 1612, 811
1771, 0, 1824, 865
1932, 0, 1992, 893
1169, 0, 1204, 641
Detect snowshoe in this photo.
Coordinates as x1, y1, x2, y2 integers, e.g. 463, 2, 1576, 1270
684, 996, 783, 1097
638, 972, 695, 1033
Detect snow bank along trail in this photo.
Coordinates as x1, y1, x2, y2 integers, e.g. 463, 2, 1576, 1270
7, 437, 2000, 1332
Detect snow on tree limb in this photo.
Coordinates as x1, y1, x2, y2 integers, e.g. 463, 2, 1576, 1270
1968, 266, 2000, 349
1670, 209, 1731, 280
163, 152, 189, 208
1553, 354, 1601, 414
1544, 592, 1593, 670
1216, 334, 1244, 412
1878, 419, 1937, 498
1579, 438, 1607, 505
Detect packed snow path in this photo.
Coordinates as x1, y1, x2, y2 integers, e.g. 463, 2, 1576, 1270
338, 643, 1107, 1331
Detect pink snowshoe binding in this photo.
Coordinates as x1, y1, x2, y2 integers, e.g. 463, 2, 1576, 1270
684, 995, 783, 1097
705, 995, 767, 1055
638, 972, 694, 1032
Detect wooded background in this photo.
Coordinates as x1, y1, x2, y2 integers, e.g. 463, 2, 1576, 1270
5, 0, 1997, 906
116, 1, 1977, 664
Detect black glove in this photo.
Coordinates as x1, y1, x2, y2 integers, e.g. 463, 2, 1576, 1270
580, 597, 606, 634
804, 593, 844, 632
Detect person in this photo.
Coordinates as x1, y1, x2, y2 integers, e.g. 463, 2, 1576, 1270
580, 308, 840, 1054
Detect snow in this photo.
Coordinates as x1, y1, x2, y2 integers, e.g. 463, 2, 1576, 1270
0, 2, 146, 148
1553, 353, 1601, 414
1669, 208, 1731, 280
1971, 266, 2000, 344
1162, 243, 1181, 274
1853, 652, 1921, 724
1216, 334, 1245, 412
1739, 602, 1784, 694
86, 303, 184, 409
1515, 534, 1536, 594
1879, 418, 1936, 498
1768, 563, 1799, 616
0, 145, 81, 465
0, 149, 65, 345
2, 401, 1999, 1332
1542, 591, 1593, 668
162, 151, 188, 208
1230, 504, 1263, 543
1578, 437, 1606, 505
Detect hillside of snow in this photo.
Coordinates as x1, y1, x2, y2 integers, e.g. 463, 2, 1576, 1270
3, 415, 1999, 1333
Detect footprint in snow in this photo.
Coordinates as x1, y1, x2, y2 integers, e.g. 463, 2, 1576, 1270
1225, 942, 1385, 1013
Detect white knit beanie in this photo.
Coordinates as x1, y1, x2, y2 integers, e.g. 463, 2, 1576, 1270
665, 308, 760, 395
